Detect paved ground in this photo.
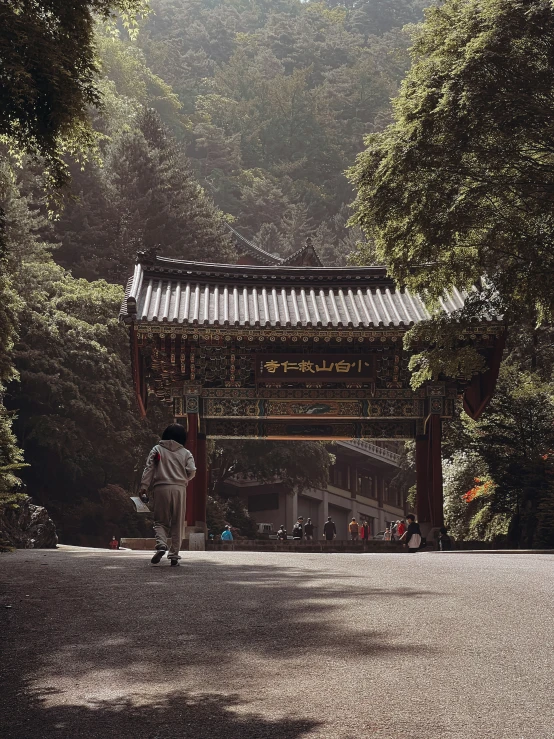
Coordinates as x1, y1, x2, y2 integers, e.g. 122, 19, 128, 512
1, 549, 553, 739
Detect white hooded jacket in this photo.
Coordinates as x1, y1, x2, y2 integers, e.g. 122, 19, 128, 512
140, 440, 196, 490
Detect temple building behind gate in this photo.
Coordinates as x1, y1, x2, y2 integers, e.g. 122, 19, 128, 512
223, 439, 406, 539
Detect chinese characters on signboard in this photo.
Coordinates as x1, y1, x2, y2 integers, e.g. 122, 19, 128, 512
256, 354, 376, 382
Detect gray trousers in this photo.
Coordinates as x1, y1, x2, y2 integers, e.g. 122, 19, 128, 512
152, 485, 186, 560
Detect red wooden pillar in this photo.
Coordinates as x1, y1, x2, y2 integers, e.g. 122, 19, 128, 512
415, 416, 445, 529
415, 433, 431, 526
186, 412, 198, 526
428, 414, 445, 528
194, 433, 208, 528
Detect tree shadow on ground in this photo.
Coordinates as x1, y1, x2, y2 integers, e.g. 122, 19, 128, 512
6, 687, 322, 739
1, 552, 440, 738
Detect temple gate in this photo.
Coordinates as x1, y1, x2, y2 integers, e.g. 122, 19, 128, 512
120, 252, 504, 538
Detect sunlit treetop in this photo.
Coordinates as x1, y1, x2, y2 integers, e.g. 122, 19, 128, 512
349, 0, 554, 326
0, 0, 149, 190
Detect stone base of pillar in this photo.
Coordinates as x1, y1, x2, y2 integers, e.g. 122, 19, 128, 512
189, 532, 205, 551
185, 524, 206, 539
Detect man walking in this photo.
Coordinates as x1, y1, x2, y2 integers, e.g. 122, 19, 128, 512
140, 423, 196, 567
323, 516, 336, 542
349, 517, 359, 541
304, 518, 315, 541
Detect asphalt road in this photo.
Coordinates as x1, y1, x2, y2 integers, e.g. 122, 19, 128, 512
1, 548, 553, 739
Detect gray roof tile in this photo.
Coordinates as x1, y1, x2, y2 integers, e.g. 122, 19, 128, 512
120, 258, 493, 328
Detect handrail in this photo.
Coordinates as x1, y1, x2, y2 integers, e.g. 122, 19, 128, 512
337, 439, 401, 465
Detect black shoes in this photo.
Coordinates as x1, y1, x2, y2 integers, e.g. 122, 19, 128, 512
151, 546, 180, 566
151, 546, 168, 564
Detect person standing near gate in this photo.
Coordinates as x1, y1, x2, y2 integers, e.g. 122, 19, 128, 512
397, 519, 406, 539
323, 516, 336, 542
221, 525, 233, 542
401, 514, 422, 552
292, 516, 304, 540
438, 526, 453, 551
139, 423, 196, 567
221, 525, 234, 550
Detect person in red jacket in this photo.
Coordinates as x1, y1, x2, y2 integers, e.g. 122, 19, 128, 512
360, 520, 371, 541
108, 536, 119, 550
396, 520, 407, 539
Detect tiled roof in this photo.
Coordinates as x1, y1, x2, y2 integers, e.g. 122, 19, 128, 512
120, 256, 493, 329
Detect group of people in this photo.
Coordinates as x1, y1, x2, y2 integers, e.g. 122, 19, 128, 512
347, 518, 372, 541
276, 516, 329, 541
348, 515, 421, 549
279, 515, 422, 548
276, 516, 316, 541
382, 520, 407, 542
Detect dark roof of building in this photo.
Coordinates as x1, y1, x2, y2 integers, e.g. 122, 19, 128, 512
227, 224, 323, 267
281, 240, 323, 267
119, 253, 497, 329
226, 224, 282, 266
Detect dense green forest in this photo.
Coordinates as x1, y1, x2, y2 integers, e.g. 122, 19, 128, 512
56, 0, 430, 278
350, 0, 554, 548
1, 0, 428, 544
2, 0, 554, 548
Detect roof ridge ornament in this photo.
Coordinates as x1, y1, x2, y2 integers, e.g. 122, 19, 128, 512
136, 246, 159, 265
281, 236, 323, 267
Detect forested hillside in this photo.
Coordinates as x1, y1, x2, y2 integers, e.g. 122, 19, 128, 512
137, 0, 428, 263
2, 0, 430, 545
5, 0, 553, 549
56, 0, 428, 277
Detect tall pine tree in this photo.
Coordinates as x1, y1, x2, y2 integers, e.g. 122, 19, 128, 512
55, 109, 234, 281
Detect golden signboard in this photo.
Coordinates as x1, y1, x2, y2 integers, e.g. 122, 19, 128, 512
256, 354, 375, 382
